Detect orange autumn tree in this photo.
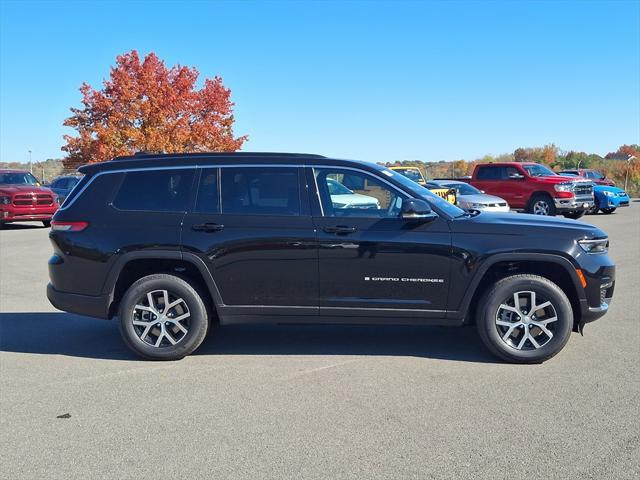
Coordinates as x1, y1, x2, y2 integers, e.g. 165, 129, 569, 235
62, 50, 247, 169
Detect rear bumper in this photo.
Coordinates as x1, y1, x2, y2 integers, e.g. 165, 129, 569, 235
47, 283, 110, 319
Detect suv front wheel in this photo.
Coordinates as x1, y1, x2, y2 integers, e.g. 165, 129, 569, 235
118, 274, 210, 360
476, 274, 573, 363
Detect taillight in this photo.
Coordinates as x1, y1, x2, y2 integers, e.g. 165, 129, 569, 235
50, 221, 88, 232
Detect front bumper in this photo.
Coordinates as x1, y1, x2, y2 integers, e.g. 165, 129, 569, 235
554, 197, 594, 212
1, 205, 58, 222
598, 195, 630, 209
47, 283, 111, 319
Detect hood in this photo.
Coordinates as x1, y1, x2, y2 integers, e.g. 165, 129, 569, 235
594, 185, 625, 194
530, 174, 592, 185
458, 193, 506, 204
453, 211, 607, 240
0, 184, 54, 195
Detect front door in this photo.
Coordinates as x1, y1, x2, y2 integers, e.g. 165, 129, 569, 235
181, 166, 318, 317
310, 167, 451, 318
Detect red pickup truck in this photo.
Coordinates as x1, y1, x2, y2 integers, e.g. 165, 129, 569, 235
467, 162, 594, 218
0, 169, 60, 228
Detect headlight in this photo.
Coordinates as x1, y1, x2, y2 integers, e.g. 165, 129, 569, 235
603, 191, 614, 197
578, 238, 609, 254
0, 196, 11, 205
332, 202, 347, 208
554, 182, 573, 193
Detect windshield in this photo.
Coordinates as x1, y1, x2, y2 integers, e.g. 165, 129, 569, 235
522, 164, 556, 177
441, 182, 481, 195
0, 172, 40, 185
393, 168, 424, 182
326, 178, 354, 195
374, 165, 466, 217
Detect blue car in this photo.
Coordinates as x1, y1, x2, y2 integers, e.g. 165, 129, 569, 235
592, 185, 630, 214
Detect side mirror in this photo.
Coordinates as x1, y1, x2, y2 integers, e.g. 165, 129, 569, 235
401, 199, 437, 221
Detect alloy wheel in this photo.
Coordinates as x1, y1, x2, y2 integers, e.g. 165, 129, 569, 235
131, 289, 191, 348
495, 290, 558, 350
532, 200, 550, 215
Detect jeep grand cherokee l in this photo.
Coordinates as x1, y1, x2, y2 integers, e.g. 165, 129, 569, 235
47, 152, 615, 363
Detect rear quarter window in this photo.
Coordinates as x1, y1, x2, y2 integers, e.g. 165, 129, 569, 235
113, 169, 196, 212
476, 166, 503, 180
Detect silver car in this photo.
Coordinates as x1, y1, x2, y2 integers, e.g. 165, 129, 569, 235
430, 180, 510, 212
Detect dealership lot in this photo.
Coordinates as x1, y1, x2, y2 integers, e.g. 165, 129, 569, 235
1, 205, 639, 479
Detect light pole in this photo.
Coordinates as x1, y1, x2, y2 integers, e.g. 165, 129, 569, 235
577, 159, 583, 169
625, 155, 636, 192
28, 149, 33, 174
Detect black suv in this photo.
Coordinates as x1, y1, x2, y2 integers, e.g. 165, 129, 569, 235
47, 153, 615, 363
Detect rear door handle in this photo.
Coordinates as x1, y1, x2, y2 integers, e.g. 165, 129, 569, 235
323, 225, 358, 234
192, 223, 224, 232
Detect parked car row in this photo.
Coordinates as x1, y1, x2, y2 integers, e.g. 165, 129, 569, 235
392, 163, 631, 218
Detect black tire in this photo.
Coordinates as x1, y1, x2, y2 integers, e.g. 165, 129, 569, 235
42, 220, 51, 228
118, 274, 210, 360
527, 194, 556, 216
476, 274, 573, 364
562, 211, 585, 220
601, 208, 616, 214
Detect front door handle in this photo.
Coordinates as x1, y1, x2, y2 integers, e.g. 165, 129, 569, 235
192, 223, 224, 232
323, 225, 358, 234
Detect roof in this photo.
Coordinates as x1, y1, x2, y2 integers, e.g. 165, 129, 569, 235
0, 168, 30, 173
476, 162, 538, 167
77, 151, 374, 174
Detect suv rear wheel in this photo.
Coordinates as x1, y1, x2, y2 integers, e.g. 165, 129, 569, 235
476, 274, 573, 363
118, 274, 210, 360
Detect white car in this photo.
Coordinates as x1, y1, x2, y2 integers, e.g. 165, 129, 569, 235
327, 178, 380, 209
431, 180, 510, 212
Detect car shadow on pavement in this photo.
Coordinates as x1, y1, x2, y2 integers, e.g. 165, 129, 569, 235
0, 222, 47, 230
0, 312, 498, 363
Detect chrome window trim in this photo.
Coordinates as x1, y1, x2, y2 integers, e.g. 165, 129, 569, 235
60, 162, 426, 217
59, 164, 302, 211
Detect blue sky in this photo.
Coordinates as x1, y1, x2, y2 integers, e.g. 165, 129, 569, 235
1, 0, 638, 164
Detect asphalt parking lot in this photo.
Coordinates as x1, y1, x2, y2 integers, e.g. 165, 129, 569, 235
1, 205, 639, 480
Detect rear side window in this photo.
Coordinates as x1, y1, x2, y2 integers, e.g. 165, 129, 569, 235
221, 167, 300, 216
195, 168, 219, 214
476, 166, 503, 180
113, 169, 195, 212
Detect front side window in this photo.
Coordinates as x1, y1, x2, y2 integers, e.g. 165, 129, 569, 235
315, 168, 406, 218
221, 167, 300, 216
113, 169, 195, 212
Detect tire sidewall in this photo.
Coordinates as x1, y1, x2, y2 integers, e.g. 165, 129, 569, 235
119, 275, 208, 360
478, 277, 573, 363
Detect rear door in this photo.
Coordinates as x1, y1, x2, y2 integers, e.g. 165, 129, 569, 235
309, 166, 451, 318
181, 165, 318, 317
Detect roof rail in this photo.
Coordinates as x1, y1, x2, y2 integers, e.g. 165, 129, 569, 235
111, 151, 326, 161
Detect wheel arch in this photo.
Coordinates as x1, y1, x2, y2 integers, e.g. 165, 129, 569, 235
103, 251, 223, 319
454, 253, 585, 329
